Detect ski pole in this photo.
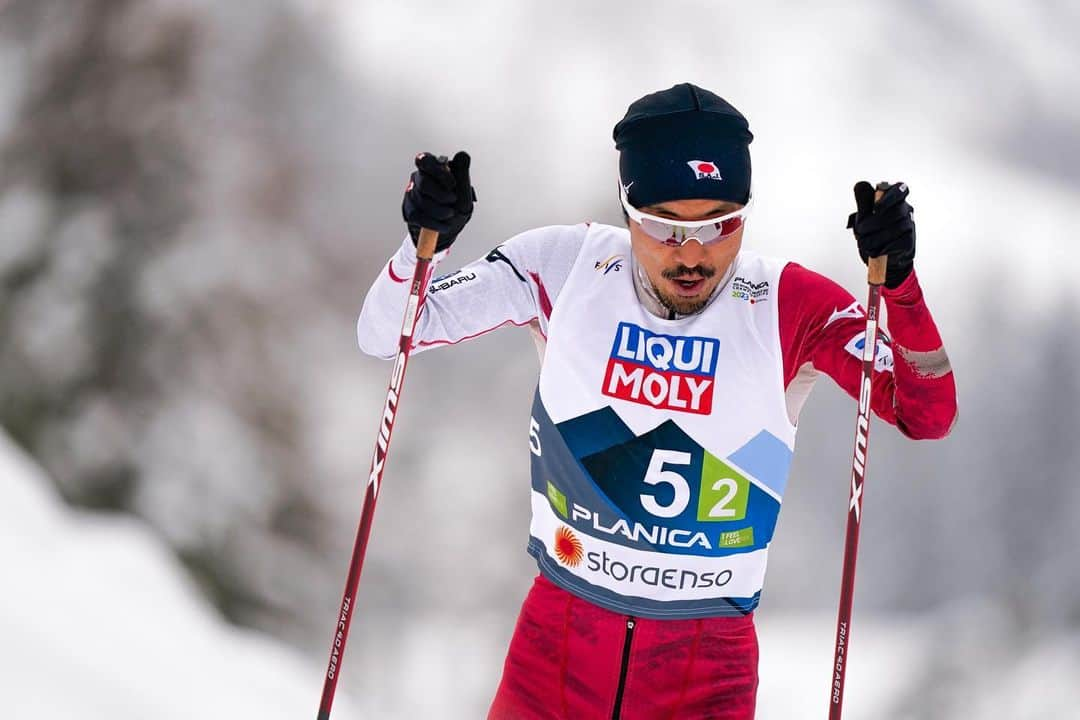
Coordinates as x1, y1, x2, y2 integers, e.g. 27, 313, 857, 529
317, 226, 440, 720
828, 186, 889, 720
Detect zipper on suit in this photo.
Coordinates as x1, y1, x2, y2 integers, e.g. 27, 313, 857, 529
610, 616, 636, 720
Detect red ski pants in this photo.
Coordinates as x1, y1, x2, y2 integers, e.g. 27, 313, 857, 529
488, 575, 758, 720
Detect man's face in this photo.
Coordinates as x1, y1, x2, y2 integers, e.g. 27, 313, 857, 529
628, 198, 746, 315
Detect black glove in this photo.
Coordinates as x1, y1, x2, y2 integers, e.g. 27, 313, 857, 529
402, 151, 476, 252
846, 181, 916, 289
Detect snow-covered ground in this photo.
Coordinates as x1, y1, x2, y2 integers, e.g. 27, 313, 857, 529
3, 427, 1079, 718
756, 612, 927, 719
757, 605, 1080, 720
0, 431, 358, 720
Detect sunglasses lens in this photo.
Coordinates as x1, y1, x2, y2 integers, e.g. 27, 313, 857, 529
640, 219, 680, 244
639, 216, 743, 245
717, 216, 744, 237
620, 181, 751, 246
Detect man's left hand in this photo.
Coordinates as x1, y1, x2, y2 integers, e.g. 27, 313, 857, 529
847, 181, 916, 289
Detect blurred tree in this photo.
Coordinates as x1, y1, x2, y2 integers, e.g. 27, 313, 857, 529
0, 0, 528, 657
0, 0, 197, 508
0, 0, 382, 644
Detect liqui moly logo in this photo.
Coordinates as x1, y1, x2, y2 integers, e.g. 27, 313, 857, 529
602, 322, 720, 414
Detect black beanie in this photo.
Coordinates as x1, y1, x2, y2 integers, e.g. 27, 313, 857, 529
613, 83, 753, 207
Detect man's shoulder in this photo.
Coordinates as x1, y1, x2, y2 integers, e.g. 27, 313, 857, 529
735, 250, 790, 272
774, 260, 854, 301
730, 251, 793, 288
581, 221, 630, 238
524, 221, 630, 247
731, 254, 857, 313
499, 222, 629, 263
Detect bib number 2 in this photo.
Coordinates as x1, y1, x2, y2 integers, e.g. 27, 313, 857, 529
639, 448, 750, 522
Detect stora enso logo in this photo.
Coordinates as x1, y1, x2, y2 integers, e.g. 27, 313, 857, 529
602, 322, 720, 414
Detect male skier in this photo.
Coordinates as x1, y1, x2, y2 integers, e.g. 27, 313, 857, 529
357, 83, 957, 719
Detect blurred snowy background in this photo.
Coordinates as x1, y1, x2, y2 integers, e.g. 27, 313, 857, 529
1, 0, 1078, 718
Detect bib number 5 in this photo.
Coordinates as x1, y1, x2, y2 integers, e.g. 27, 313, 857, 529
641, 450, 692, 518
640, 448, 751, 522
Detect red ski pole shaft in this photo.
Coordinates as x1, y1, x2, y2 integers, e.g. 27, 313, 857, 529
317, 227, 440, 720
828, 190, 889, 720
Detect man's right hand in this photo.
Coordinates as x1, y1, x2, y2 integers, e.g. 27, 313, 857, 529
402, 151, 476, 252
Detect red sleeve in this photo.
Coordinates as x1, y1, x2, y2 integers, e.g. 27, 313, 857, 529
778, 263, 957, 440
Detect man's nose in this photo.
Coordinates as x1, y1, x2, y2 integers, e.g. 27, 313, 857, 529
674, 238, 706, 267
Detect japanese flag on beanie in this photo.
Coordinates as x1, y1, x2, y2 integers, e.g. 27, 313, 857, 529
613, 83, 753, 208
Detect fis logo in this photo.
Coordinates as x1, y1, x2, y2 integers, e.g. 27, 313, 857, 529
687, 160, 723, 181
602, 322, 720, 414
594, 255, 624, 275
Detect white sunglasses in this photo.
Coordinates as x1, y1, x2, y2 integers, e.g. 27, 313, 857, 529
620, 182, 753, 246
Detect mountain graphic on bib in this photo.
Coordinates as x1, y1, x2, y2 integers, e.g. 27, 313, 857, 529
536, 402, 793, 559
578, 415, 782, 556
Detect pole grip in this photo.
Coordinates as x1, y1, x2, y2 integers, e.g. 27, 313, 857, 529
866, 185, 888, 286
867, 256, 887, 286
416, 228, 439, 261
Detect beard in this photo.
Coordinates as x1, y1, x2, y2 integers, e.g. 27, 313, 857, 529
653, 263, 717, 316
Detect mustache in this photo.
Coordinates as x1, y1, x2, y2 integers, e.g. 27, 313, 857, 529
661, 264, 716, 280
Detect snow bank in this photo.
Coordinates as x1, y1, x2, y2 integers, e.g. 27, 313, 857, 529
4, 428, 1078, 719
756, 610, 928, 719
0, 431, 357, 720
755, 604, 1080, 720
